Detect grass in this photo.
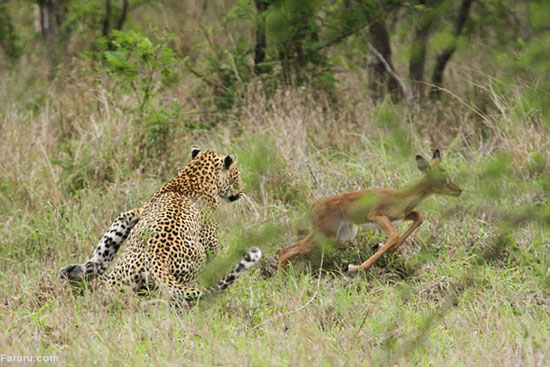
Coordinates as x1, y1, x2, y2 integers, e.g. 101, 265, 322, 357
1, 5, 550, 365
1, 84, 548, 365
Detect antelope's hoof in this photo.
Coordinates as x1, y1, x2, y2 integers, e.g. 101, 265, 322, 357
371, 242, 384, 251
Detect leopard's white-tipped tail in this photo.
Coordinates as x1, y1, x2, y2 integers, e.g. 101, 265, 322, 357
60, 208, 142, 282
210, 248, 262, 293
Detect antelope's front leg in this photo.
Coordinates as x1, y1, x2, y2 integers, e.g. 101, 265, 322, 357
344, 215, 399, 272
388, 211, 424, 252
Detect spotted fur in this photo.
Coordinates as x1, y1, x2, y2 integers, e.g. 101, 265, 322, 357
60, 147, 261, 304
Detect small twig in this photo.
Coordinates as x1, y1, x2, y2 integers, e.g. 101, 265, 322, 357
311, 20, 371, 54
366, 41, 411, 101
307, 164, 320, 187
353, 308, 371, 342
38, 142, 62, 203
185, 65, 227, 91
248, 275, 254, 322
420, 80, 494, 129
241, 193, 260, 221
250, 251, 324, 330
142, 298, 170, 307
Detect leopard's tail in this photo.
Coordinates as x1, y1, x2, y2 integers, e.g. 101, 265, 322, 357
206, 247, 262, 295
60, 208, 143, 283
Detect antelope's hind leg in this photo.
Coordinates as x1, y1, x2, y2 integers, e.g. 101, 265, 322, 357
278, 235, 316, 270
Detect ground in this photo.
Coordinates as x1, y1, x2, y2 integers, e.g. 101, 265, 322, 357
1, 18, 549, 363
1, 84, 549, 366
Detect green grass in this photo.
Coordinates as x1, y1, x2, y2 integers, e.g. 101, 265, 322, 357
1, 23, 550, 367
1, 109, 548, 365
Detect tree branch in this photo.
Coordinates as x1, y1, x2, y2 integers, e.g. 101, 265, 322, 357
102, 0, 112, 38
368, 17, 405, 102
430, 0, 474, 98
367, 41, 410, 102
409, 0, 442, 100
116, 0, 128, 31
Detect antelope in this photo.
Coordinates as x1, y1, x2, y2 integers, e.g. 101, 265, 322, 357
278, 150, 462, 272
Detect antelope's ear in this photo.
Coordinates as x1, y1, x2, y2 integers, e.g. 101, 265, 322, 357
416, 155, 430, 172
432, 149, 441, 165
191, 146, 201, 159
224, 154, 236, 169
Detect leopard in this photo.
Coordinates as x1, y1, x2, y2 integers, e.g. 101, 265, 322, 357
60, 146, 262, 304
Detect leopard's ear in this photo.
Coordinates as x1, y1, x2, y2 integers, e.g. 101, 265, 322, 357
191, 146, 201, 159
224, 154, 236, 169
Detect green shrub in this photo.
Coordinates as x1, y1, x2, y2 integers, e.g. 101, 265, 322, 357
101, 30, 184, 163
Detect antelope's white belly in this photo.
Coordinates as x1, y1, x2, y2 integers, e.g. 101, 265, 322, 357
336, 223, 358, 243
336, 220, 403, 244
364, 220, 403, 229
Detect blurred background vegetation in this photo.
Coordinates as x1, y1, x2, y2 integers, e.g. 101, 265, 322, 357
0, 0, 549, 365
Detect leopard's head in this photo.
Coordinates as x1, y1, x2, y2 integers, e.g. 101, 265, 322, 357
191, 146, 243, 202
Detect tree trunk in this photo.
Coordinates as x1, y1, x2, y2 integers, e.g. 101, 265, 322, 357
430, 0, 473, 98
409, 24, 430, 100
278, 47, 293, 85
254, 0, 268, 75
102, 0, 112, 38
368, 17, 403, 102
37, 0, 68, 60
273, 2, 317, 86
38, 0, 56, 45
408, 0, 441, 100
277, 29, 307, 85
116, 0, 128, 31
103, 0, 128, 48
0, 2, 21, 63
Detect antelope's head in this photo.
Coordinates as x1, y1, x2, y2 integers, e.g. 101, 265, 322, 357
416, 150, 462, 197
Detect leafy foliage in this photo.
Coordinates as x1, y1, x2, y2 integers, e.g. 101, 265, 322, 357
0, 4, 21, 64
103, 30, 178, 113
102, 30, 183, 161
193, 34, 255, 113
